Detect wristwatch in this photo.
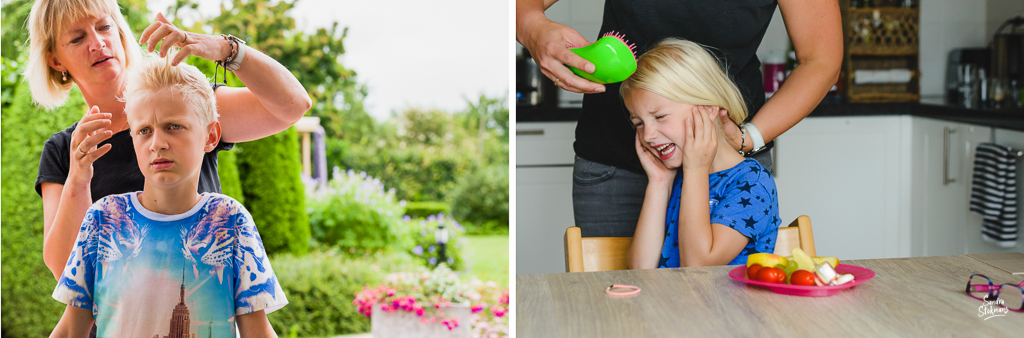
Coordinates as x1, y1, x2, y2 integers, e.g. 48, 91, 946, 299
743, 122, 767, 155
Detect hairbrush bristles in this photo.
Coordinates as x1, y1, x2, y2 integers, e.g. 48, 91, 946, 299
602, 31, 637, 60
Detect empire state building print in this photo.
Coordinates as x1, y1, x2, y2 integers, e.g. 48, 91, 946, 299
163, 270, 192, 338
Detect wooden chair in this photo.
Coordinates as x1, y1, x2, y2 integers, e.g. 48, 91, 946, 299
563, 215, 816, 272
773, 215, 816, 257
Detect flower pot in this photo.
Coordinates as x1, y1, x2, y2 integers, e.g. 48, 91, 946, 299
371, 303, 470, 338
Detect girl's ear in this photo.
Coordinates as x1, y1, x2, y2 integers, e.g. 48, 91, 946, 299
204, 121, 221, 152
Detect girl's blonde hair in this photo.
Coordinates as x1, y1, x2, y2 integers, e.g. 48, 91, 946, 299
620, 38, 748, 126
124, 54, 218, 126
26, 0, 143, 110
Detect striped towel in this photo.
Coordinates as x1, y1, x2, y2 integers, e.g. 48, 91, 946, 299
969, 143, 1019, 248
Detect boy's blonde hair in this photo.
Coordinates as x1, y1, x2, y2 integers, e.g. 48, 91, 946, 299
26, 0, 143, 110
124, 54, 218, 126
620, 38, 748, 126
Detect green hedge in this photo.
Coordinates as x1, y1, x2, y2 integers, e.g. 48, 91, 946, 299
235, 126, 310, 256
217, 150, 244, 205
268, 249, 420, 337
448, 165, 509, 234
1, 82, 85, 337
403, 201, 449, 218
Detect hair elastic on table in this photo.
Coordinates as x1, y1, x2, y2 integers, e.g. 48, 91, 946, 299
605, 284, 641, 296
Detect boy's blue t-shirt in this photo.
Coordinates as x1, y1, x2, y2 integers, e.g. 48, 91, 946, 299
658, 158, 780, 268
53, 192, 287, 338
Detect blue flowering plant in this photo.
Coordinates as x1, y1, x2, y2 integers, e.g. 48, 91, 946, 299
307, 168, 411, 253
404, 212, 467, 270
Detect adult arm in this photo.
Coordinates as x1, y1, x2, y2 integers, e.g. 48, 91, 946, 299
236, 310, 278, 338
41, 109, 113, 280
49, 305, 94, 338
515, 0, 605, 93
725, 0, 843, 152
140, 13, 312, 143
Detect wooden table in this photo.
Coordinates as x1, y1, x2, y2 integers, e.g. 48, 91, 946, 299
516, 254, 1024, 336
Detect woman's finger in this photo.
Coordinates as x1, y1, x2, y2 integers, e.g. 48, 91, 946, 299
155, 12, 172, 25
146, 24, 174, 53
82, 144, 112, 163
78, 130, 114, 154
159, 31, 188, 58
138, 21, 160, 44
170, 44, 194, 66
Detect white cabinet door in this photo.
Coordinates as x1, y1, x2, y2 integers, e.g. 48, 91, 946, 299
909, 118, 991, 257
965, 128, 1024, 254
516, 121, 577, 275
516, 167, 575, 275
774, 116, 911, 260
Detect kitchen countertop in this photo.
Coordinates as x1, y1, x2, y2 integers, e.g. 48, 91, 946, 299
517, 98, 1024, 132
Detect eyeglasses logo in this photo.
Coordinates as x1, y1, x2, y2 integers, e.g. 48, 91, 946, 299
979, 299, 1009, 320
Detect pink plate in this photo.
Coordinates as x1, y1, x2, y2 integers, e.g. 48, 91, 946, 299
728, 264, 875, 297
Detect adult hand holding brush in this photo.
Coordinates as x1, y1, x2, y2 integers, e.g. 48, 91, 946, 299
516, 0, 605, 94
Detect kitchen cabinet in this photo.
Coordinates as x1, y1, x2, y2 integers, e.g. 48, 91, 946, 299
517, 122, 577, 275
774, 116, 912, 260
909, 118, 992, 257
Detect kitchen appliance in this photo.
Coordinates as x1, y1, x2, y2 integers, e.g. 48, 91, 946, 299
945, 48, 989, 106
517, 48, 544, 106
991, 16, 1024, 108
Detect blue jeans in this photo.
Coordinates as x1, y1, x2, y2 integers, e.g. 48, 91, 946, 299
572, 150, 773, 238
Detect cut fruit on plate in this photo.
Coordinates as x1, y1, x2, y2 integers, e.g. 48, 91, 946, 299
728, 264, 875, 297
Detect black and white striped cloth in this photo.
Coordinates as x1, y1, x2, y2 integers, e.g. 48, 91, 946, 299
969, 143, 1019, 248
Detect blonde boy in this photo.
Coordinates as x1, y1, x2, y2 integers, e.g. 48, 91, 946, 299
50, 56, 286, 337
624, 39, 781, 269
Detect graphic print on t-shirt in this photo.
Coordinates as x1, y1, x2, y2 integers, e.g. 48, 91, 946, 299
53, 193, 287, 338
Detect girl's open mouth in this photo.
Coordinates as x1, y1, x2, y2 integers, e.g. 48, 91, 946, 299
655, 143, 676, 161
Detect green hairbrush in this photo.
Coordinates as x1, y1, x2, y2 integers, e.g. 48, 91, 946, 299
567, 31, 638, 84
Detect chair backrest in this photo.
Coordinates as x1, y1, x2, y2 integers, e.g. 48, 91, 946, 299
564, 226, 632, 272
564, 215, 815, 273
773, 215, 816, 257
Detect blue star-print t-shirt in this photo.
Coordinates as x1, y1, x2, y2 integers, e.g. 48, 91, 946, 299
52, 192, 287, 338
658, 158, 780, 268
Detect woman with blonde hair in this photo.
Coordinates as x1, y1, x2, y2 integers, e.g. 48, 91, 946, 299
622, 38, 780, 268
29, 0, 312, 281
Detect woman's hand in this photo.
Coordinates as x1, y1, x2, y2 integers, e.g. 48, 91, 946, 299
681, 107, 718, 171
68, 106, 114, 187
139, 13, 230, 66
635, 134, 675, 185
517, 16, 605, 94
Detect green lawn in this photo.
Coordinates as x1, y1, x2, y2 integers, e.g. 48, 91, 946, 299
463, 235, 509, 286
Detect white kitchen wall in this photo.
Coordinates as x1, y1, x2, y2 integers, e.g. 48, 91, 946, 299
986, 0, 1024, 41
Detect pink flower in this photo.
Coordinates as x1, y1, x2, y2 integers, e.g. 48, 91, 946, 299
471, 303, 484, 313
491, 305, 506, 317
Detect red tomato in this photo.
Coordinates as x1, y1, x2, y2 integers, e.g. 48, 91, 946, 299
756, 267, 784, 284
747, 264, 762, 279
790, 270, 816, 286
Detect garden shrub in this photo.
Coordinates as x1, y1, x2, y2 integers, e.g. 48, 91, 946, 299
235, 126, 310, 255
268, 249, 420, 337
403, 213, 468, 271
448, 165, 509, 234
307, 168, 410, 252
403, 201, 449, 218
217, 150, 244, 205
1, 82, 86, 337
